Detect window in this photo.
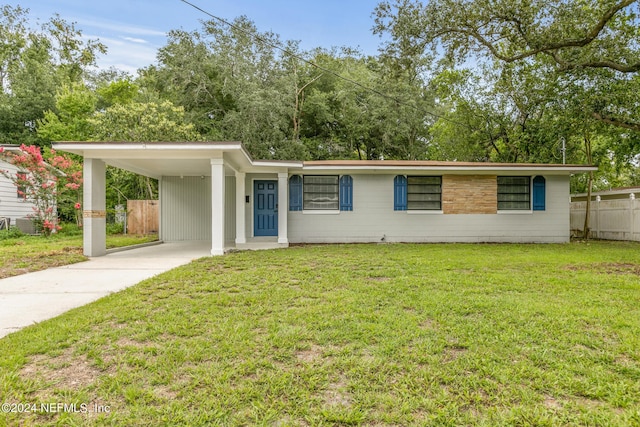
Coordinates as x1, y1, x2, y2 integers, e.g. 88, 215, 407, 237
395, 175, 442, 210
303, 175, 339, 210
407, 176, 441, 210
290, 175, 353, 211
16, 172, 27, 200
498, 176, 531, 210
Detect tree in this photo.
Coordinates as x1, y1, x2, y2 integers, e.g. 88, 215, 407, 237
0, 6, 106, 147
88, 100, 200, 142
37, 83, 97, 142
374, 0, 640, 132
89, 100, 202, 201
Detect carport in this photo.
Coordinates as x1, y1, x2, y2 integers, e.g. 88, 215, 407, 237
54, 142, 297, 257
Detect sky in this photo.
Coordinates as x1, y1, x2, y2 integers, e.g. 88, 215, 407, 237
19, 0, 386, 74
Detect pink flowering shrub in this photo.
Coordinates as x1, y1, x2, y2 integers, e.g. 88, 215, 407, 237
49, 149, 83, 227
0, 145, 82, 235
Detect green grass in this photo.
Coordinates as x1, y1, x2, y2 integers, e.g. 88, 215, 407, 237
1, 242, 639, 426
0, 233, 158, 279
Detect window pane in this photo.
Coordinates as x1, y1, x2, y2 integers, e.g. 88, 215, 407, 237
304, 175, 339, 210
498, 176, 530, 210
407, 176, 441, 210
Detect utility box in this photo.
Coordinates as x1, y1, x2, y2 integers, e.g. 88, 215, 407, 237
15, 218, 36, 235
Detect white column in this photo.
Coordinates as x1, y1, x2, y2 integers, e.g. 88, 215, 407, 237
83, 158, 106, 257
211, 159, 225, 255
277, 172, 288, 245
235, 171, 246, 245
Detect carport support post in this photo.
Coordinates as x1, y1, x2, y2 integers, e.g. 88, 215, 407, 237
211, 159, 225, 255
83, 158, 106, 257
235, 171, 246, 245
278, 172, 288, 245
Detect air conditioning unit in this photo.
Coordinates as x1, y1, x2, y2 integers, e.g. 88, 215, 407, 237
15, 218, 36, 235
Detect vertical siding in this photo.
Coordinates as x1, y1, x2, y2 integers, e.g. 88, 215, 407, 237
0, 161, 37, 222
160, 175, 235, 242
161, 176, 211, 241
288, 174, 571, 244
225, 177, 236, 243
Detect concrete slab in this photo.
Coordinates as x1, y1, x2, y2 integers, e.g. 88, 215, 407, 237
0, 241, 211, 339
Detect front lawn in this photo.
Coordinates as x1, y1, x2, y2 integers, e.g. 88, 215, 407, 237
0, 233, 159, 279
0, 242, 639, 426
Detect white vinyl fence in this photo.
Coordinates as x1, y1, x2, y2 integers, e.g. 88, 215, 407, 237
570, 194, 640, 241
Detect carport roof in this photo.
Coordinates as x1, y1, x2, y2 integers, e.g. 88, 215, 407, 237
53, 141, 302, 178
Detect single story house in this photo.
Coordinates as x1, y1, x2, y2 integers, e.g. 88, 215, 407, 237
53, 141, 596, 257
0, 144, 38, 231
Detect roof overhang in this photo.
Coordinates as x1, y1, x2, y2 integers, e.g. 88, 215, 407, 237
295, 160, 597, 175
53, 142, 596, 179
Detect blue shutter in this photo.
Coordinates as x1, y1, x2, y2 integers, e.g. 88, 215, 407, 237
339, 175, 353, 211
289, 175, 303, 211
394, 175, 407, 211
533, 176, 546, 211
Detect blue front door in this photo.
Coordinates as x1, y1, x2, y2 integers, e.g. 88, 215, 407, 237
254, 180, 278, 236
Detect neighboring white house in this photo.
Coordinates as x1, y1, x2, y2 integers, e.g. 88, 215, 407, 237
0, 144, 37, 230
53, 141, 597, 257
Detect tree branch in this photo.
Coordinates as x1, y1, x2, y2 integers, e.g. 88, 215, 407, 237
592, 112, 640, 131
435, 0, 640, 72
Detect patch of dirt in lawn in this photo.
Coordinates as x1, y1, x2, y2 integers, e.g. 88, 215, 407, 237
21, 348, 102, 394
564, 262, 640, 275
115, 336, 159, 350
274, 416, 310, 427
323, 375, 353, 408
419, 318, 436, 330
368, 276, 392, 282
153, 385, 179, 400
296, 344, 325, 364
442, 344, 469, 362
543, 395, 562, 410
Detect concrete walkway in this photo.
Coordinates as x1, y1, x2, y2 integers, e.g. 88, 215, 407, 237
0, 241, 211, 339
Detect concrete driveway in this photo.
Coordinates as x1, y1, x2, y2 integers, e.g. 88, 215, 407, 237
0, 241, 211, 339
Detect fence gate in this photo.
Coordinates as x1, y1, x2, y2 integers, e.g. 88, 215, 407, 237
127, 200, 159, 235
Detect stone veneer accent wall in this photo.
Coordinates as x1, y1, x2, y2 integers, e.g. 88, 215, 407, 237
442, 175, 498, 214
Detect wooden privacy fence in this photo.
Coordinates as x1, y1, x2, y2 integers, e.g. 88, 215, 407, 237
570, 195, 640, 241
127, 200, 159, 235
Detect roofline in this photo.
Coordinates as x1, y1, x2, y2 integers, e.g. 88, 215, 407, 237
55, 140, 248, 153
298, 160, 596, 174
52, 142, 597, 174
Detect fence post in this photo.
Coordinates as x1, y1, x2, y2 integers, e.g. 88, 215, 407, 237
631, 193, 636, 241
595, 195, 601, 239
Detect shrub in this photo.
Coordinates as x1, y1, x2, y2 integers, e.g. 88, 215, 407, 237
106, 222, 125, 235
0, 227, 25, 240
57, 222, 83, 236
